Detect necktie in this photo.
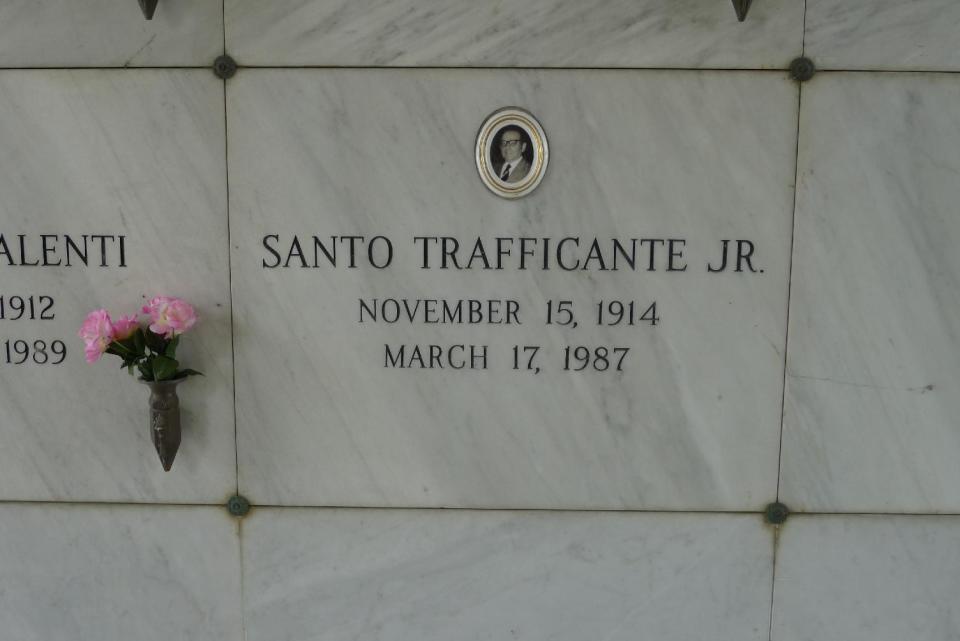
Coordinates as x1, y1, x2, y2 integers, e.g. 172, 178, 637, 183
501, 164, 511, 181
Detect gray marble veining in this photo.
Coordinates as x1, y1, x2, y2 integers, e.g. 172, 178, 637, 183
226, 0, 803, 68
229, 69, 798, 509
0, 70, 236, 501
806, 0, 960, 71
772, 515, 960, 640
781, 74, 960, 512
244, 509, 772, 641
0, 504, 242, 641
0, 0, 222, 68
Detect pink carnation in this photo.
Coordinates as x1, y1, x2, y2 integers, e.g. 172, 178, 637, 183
78, 309, 114, 363
112, 314, 140, 340
142, 296, 197, 339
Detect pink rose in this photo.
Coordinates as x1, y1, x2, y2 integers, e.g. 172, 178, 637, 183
142, 296, 197, 339
78, 309, 114, 363
112, 314, 140, 340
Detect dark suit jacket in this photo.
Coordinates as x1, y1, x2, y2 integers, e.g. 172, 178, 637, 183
492, 157, 532, 184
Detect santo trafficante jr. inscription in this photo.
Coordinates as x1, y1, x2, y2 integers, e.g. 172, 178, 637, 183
261, 233, 761, 371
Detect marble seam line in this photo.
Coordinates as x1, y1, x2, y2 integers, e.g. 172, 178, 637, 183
774, 79, 804, 501
0, 501, 959, 517
2, 65, 960, 74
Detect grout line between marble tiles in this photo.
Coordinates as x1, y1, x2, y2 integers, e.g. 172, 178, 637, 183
222, 4, 247, 635
0, 500, 958, 517
1, 65, 959, 74
229, 65, 792, 72
0, 500, 228, 508
238, 516, 249, 641
223, 73, 240, 497
1, 65, 959, 77
222, 0, 227, 55
801, 0, 808, 55
767, 526, 780, 641
815, 68, 960, 75
774, 79, 804, 502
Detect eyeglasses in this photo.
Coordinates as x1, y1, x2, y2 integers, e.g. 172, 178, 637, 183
500, 139, 523, 147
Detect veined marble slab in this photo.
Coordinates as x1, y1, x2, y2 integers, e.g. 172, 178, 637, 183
0, 0, 222, 68
225, 0, 803, 69
244, 509, 772, 641
230, 69, 797, 509
806, 0, 960, 71
0, 504, 242, 641
0, 70, 235, 501
772, 515, 960, 641
781, 74, 960, 512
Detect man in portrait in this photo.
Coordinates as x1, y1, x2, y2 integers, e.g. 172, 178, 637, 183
492, 126, 532, 183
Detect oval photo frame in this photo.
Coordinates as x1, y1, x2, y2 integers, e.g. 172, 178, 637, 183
475, 107, 549, 199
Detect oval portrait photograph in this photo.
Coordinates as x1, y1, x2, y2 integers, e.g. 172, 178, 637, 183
475, 107, 549, 199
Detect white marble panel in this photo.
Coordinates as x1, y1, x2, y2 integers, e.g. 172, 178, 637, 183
0, 0, 222, 68
806, 0, 960, 71
772, 515, 960, 641
0, 70, 235, 501
225, 0, 803, 69
781, 74, 960, 512
230, 69, 797, 509
244, 509, 772, 641
0, 504, 242, 641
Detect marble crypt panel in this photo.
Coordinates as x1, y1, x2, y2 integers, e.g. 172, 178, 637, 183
243, 509, 773, 641
225, 0, 803, 69
805, 0, 960, 71
229, 69, 798, 509
781, 73, 960, 513
772, 515, 960, 641
0, 504, 242, 641
0, 70, 236, 502
0, 0, 223, 68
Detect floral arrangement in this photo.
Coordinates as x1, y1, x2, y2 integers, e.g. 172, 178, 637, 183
78, 296, 202, 381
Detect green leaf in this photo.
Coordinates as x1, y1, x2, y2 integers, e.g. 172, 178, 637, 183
127, 363, 135, 376
133, 329, 146, 356
164, 335, 180, 358
175, 368, 204, 378
138, 361, 152, 381
152, 355, 179, 381
144, 329, 166, 354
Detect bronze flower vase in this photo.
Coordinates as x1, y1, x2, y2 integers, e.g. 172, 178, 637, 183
142, 378, 184, 471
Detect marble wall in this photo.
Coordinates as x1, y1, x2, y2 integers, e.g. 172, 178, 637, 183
1, 1, 958, 640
